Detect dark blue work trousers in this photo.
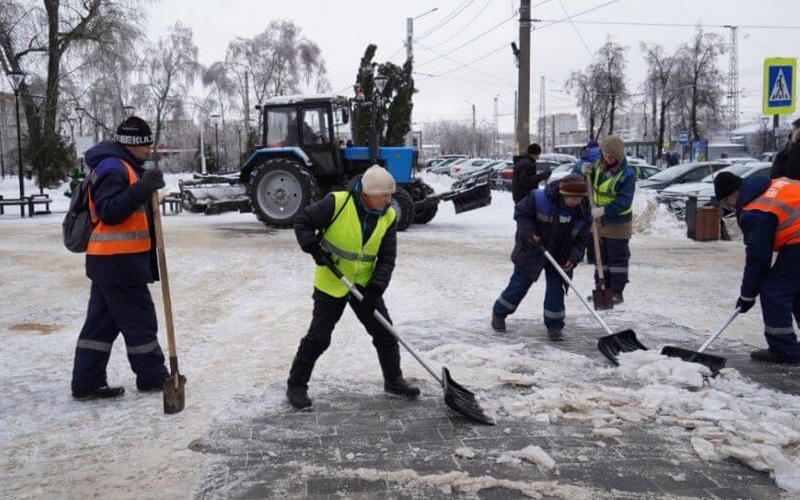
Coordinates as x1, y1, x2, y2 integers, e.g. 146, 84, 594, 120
493, 265, 567, 332
72, 282, 168, 392
587, 236, 630, 293
759, 249, 800, 361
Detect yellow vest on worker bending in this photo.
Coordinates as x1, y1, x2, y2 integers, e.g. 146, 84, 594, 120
314, 191, 396, 297
592, 163, 633, 215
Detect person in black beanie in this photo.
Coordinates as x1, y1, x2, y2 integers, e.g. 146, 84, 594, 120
512, 143, 546, 202
713, 171, 800, 364
71, 116, 172, 400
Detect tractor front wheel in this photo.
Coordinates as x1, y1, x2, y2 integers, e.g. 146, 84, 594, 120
248, 158, 319, 228
390, 189, 415, 232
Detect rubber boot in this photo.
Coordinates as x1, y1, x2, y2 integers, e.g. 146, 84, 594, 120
378, 349, 420, 398
286, 356, 315, 409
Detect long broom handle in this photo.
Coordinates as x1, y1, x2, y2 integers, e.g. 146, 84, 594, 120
323, 257, 443, 386
697, 308, 741, 353
585, 172, 608, 290
150, 192, 180, 386
542, 249, 615, 336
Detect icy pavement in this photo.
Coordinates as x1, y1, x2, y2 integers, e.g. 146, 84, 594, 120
192, 311, 800, 499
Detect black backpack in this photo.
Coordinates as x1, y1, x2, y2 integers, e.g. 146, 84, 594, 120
62, 173, 96, 253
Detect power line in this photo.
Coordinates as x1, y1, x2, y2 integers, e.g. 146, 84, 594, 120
557, 0, 594, 57
416, 41, 515, 86
425, 0, 494, 49
416, 12, 518, 68
535, 0, 621, 30
536, 19, 800, 30
416, 0, 476, 41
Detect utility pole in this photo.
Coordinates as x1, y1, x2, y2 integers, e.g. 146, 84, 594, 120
724, 25, 739, 133
467, 101, 476, 157
538, 76, 545, 150
515, 0, 531, 154
406, 8, 438, 61
493, 95, 499, 157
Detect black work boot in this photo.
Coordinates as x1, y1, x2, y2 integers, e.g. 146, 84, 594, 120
612, 291, 624, 304
750, 349, 800, 364
286, 385, 312, 409
384, 377, 421, 398
491, 314, 506, 332
547, 329, 565, 342
72, 385, 125, 401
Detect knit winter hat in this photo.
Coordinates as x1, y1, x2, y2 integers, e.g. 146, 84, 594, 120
600, 135, 625, 163
586, 139, 600, 149
714, 171, 742, 201
526, 143, 542, 155
361, 165, 396, 195
115, 116, 153, 146
558, 174, 588, 197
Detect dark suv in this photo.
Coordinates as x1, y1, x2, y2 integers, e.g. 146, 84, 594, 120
637, 161, 730, 191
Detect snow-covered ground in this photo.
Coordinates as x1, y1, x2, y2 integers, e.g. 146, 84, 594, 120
1, 172, 798, 497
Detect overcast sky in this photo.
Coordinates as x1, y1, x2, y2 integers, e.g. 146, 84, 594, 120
147, 0, 798, 134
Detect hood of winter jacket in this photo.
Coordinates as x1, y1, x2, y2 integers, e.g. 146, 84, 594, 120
84, 140, 145, 171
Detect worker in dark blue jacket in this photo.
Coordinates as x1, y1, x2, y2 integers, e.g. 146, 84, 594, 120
71, 117, 170, 400
491, 174, 592, 341
570, 139, 601, 176
714, 172, 800, 364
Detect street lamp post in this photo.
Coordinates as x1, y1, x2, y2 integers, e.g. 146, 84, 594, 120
236, 123, 243, 169
760, 117, 770, 154
210, 114, 220, 171
31, 95, 45, 194
123, 105, 135, 118
75, 107, 86, 136
370, 74, 388, 164
6, 70, 26, 216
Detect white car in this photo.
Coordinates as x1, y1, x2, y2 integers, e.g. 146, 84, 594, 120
657, 162, 772, 215
450, 158, 496, 178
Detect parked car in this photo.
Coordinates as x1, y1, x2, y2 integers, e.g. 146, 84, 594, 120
539, 153, 578, 165
722, 157, 760, 165
450, 158, 496, 178
424, 154, 467, 169
426, 156, 465, 175
637, 161, 730, 191
493, 160, 559, 191
657, 162, 772, 216
637, 165, 660, 180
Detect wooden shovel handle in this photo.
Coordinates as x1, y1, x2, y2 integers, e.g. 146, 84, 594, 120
150, 193, 179, 362
585, 171, 608, 290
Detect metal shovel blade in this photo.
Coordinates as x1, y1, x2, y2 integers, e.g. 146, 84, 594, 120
163, 372, 186, 414
592, 288, 615, 311
597, 329, 647, 365
442, 367, 495, 426
660, 346, 726, 374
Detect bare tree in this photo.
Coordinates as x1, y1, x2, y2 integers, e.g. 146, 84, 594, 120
566, 67, 606, 140
142, 21, 200, 167
595, 37, 628, 135
673, 28, 726, 142
641, 42, 680, 160
0, 0, 143, 187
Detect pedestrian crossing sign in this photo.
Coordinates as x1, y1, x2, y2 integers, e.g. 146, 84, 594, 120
763, 57, 796, 114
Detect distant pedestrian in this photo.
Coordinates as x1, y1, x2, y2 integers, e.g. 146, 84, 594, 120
570, 139, 601, 176
491, 174, 592, 341
714, 172, 800, 364
582, 135, 636, 304
511, 143, 546, 202
770, 116, 800, 180
287, 165, 420, 410
71, 116, 170, 400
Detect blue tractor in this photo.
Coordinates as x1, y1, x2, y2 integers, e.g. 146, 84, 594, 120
180, 94, 491, 231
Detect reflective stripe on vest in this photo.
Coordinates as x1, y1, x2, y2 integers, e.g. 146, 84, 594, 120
592, 162, 632, 216
313, 191, 396, 297
743, 177, 800, 251
87, 160, 152, 255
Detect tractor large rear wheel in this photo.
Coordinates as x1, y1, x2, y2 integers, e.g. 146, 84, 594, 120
390, 189, 414, 232
413, 182, 438, 225
248, 158, 319, 228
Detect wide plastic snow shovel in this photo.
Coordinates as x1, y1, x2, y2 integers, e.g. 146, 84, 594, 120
322, 256, 494, 426
150, 192, 186, 414
585, 173, 614, 310
660, 308, 739, 374
542, 249, 647, 365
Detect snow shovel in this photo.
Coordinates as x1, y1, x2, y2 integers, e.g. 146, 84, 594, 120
322, 255, 494, 426
660, 308, 739, 374
585, 173, 614, 310
542, 249, 647, 365
150, 192, 186, 414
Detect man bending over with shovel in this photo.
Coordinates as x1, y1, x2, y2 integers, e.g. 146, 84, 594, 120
287, 165, 420, 410
714, 171, 800, 364
491, 174, 592, 341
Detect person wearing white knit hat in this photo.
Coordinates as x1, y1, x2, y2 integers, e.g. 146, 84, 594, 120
286, 165, 419, 410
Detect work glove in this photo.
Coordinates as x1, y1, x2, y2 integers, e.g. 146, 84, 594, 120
591, 207, 604, 219
736, 296, 756, 313
139, 169, 165, 193
354, 283, 383, 312
581, 163, 592, 175
562, 260, 576, 272
308, 243, 332, 267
